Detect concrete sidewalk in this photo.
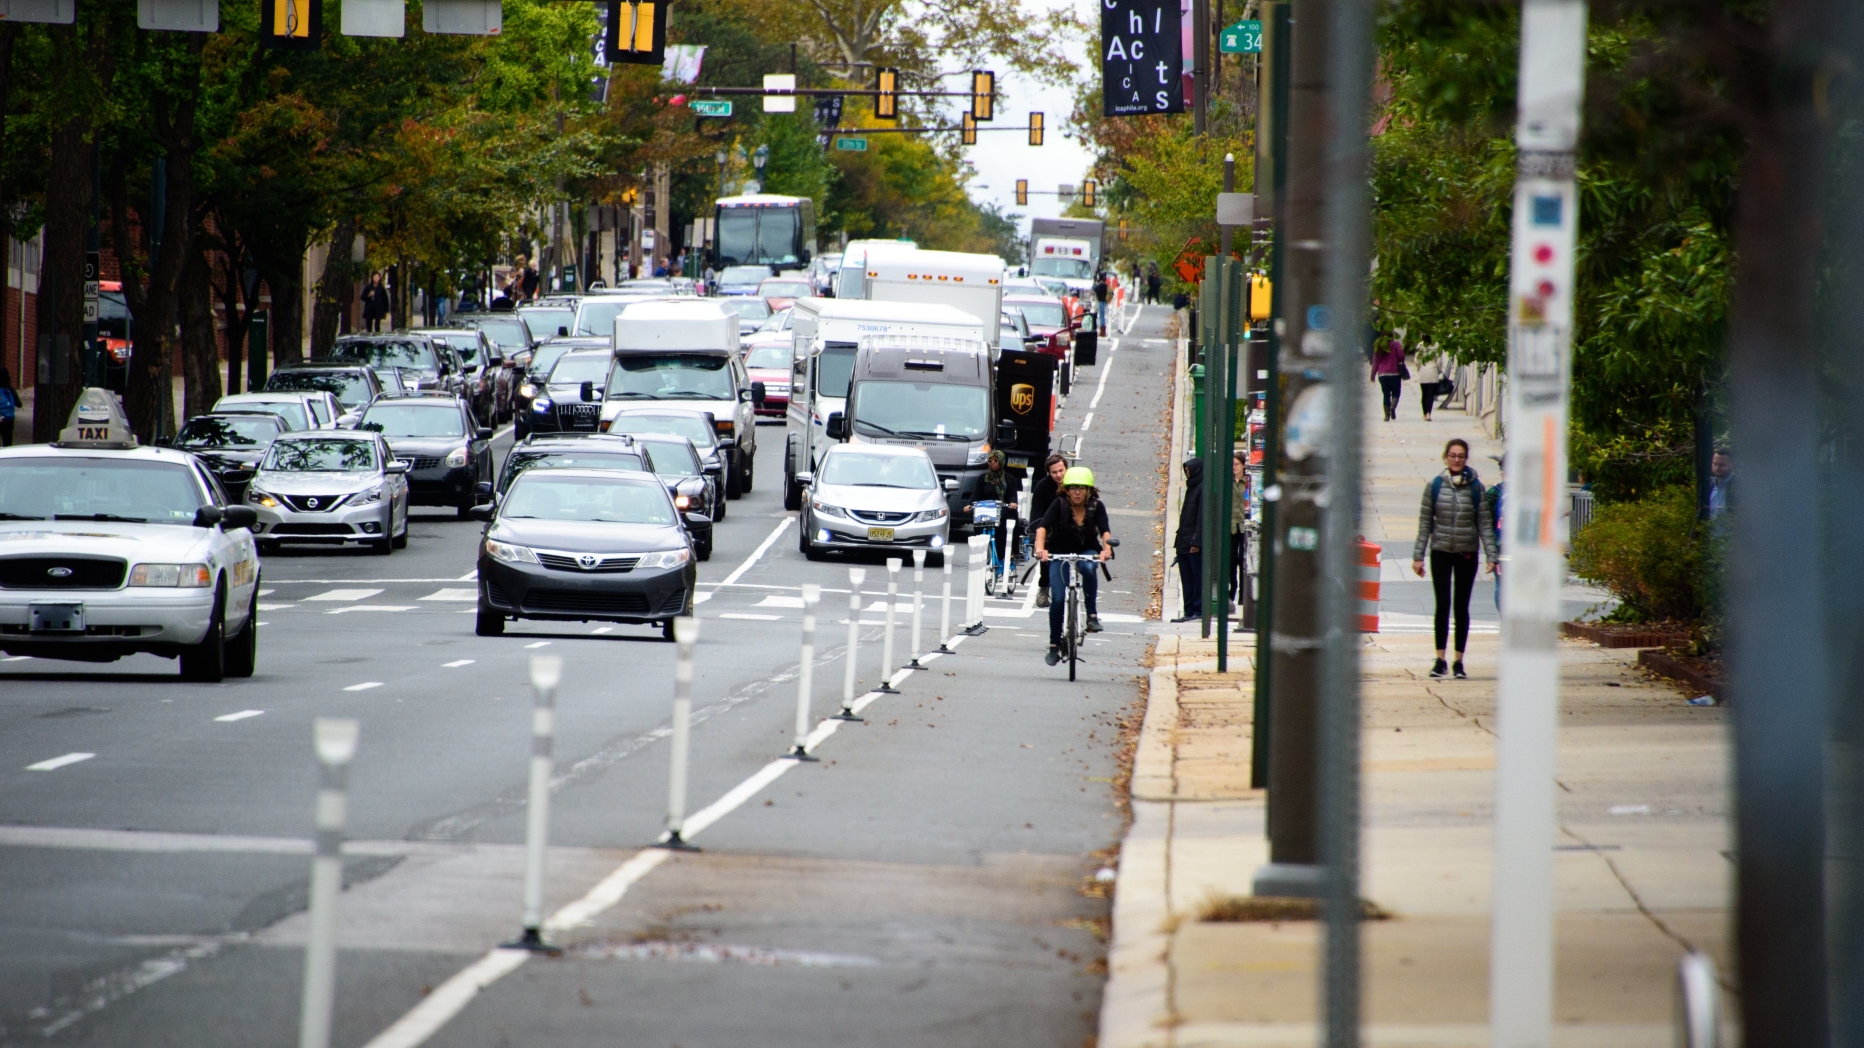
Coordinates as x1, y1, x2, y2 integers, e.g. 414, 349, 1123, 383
1101, 360, 1733, 1047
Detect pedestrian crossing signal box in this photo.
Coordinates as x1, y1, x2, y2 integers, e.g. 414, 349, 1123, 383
1249, 273, 1271, 320
993, 351, 1058, 468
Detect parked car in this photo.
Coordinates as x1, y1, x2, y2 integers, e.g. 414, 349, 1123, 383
247, 431, 410, 555
171, 411, 292, 501
471, 469, 697, 639
355, 393, 495, 517
796, 443, 951, 561
263, 366, 381, 425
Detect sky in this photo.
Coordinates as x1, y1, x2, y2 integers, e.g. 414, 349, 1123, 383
957, 0, 1098, 242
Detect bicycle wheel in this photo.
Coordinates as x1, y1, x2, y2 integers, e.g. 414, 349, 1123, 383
1066, 573, 1081, 681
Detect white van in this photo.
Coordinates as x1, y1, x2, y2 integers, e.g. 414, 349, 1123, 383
603, 299, 760, 498
782, 299, 987, 510
834, 239, 916, 300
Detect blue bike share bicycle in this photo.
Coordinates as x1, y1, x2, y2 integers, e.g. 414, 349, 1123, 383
973, 500, 1026, 598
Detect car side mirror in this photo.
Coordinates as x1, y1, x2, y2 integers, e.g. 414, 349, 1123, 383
475, 481, 494, 498
683, 512, 712, 526
385, 460, 411, 474
825, 412, 847, 440
942, 478, 959, 492
558, 326, 569, 337
581, 381, 597, 403
192, 506, 224, 529
795, 471, 814, 486
751, 381, 766, 407
468, 504, 495, 522
220, 506, 260, 530
739, 387, 754, 403
995, 419, 1018, 444
702, 462, 723, 475
476, 427, 494, 441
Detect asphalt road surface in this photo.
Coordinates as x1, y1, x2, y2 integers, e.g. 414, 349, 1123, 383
0, 304, 1176, 1048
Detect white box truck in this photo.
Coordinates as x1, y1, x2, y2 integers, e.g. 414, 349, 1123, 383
782, 298, 988, 510
860, 248, 1006, 334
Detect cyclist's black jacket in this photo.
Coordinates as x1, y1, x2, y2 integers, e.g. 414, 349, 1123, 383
1038, 498, 1111, 554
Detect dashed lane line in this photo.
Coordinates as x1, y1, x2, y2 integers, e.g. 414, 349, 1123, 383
523, 641, 551, 649
327, 606, 416, 615
717, 613, 782, 621
26, 753, 95, 772
441, 660, 475, 668
419, 589, 478, 602
342, 682, 384, 692
213, 710, 265, 723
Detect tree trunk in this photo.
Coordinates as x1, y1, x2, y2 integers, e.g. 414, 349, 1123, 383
310, 216, 357, 357
263, 246, 305, 366
179, 240, 220, 418
36, 116, 90, 443
0, 23, 17, 396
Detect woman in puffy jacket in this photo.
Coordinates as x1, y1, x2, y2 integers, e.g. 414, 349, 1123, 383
1410, 438, 1497, 679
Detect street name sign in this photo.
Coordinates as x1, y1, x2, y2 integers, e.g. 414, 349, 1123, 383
690, 99, 732, 117
1220, 19, 1262, 53
834, 136, 868, 152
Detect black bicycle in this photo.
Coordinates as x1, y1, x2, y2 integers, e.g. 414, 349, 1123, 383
1047, 539, 1118, 681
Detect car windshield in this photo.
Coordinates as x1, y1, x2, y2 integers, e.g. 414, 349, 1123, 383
759, 281, 811, 299
1012, 301, 1069, 329
177, 415, 283, 447
746, 344, 789, 370
217, 397, 310, 429
528, 342, 578, 377
851, 381, 990, 441
549, 353, 613, 385
500, 475, 675, 525
573, 298, 638, 336
267, 370, 372, 408
518, 307, 574, 338
815, 344, 856, 398
263, 439, 379, 473
719, 265, 770, 288
359, 404, 464, 438
501, 450, 645, 492
428, 333, 483, 364
721, 299, 770, 321
0, 457, 206, 523
820, 451, 939, 489
465, 316, 531, 351
606, 354, 733, 401
607, 414, 715, 448
1031, 256, 1095, 280
641, 439, 701, 475
332, 339, 437, 372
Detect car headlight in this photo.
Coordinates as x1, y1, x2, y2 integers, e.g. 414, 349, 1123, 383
811, 499, 849, 520
519, 382, 537, 399
355, 485, 384, 505
532, 398, 553, 412
674, 495, 692, 510
445, 446, 469, 468
130, 563, 212, 587
966, 443, 992, 466
248, 488, 280, 508
912, 507, 949, 522
636, 548, 692, 570
484, 538, 539, 564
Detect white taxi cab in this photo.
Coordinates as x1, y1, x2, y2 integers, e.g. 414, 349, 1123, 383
0, 389, 261, 682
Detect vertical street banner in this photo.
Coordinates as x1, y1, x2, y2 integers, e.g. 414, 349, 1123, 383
1101, 0, 1183, 117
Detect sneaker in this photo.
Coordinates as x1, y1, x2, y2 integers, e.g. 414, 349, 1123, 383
1453, 661, 1468, 679
1086, 616, 1104, 633
1429, 658, 1448, 678
1036, 590, 1050, 608
1172, 614, 1201, 624
1044, 647, 1061, 666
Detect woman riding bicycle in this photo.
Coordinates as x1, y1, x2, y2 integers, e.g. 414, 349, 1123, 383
963, 449, 1019, 564
1033, 466, 1114, 666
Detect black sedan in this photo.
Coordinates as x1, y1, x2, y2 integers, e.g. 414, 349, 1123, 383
471, 469, 697, 640
330, 335, 474, 411
170, 411, 291, 500
489, 433, 715, 560
355, 393, 494, 517
513, 338, 605, 439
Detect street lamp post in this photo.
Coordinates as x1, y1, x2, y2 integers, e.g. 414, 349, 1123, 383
752, 144, 770, 196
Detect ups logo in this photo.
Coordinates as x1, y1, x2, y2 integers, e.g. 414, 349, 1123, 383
1009, 383, 1035, 415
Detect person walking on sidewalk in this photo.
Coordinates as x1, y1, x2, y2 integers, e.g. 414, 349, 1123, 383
1371, 333, 1407, 421
1415, 350, 1445, 420
0, 366, 17, 446
1411, 438, 1496, 679
1486, 456, 1505, 612
1173, 457, 1205, 623
1229, 450, 1249, 614
361, 274, 390, 333
1034, 466, 1114, 665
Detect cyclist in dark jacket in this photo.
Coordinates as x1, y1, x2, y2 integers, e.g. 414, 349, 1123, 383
1034, 466, 1113, 665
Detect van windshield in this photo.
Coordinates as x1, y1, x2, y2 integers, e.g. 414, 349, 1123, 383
850, 382, 989, 441
606, 355, 734, 401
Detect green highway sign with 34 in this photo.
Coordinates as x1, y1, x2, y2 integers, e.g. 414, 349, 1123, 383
834, 136, 868, 151
1220, 19, 1261, 53
690, 99, 733, 117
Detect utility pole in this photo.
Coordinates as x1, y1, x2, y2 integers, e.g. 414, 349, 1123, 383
1488, 4, 1585, 1044
1192, 0, 1209, 133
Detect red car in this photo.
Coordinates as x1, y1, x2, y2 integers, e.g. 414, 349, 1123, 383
756, 278, 815, 312
744, 339, 792, 418
1002, 294, 1075, 360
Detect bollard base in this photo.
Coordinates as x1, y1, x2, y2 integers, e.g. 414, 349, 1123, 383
655, 830, 702, 853
832, 708, 865, 723
935, 643, 955, 654
962, 622, 988, 636
785, 746, 820, 762
906, 659, 927, 670
875, 684, 902, 694
501, 927, 563, 955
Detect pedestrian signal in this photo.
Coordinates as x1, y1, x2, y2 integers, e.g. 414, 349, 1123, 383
1028, 112, 1044, 146
875, 68, 899, 120
971, 70, 995, 121
1016, 180, 1029, 206
1082, 179, 1097, 207
606, 0, 666, 65
262, 0, 320, 48
961, 111, 977, 146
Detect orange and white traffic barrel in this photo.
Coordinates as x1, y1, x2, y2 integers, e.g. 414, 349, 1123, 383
1358, 538, 1381, 633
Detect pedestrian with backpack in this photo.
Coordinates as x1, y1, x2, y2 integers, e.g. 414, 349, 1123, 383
1411, 438, 1497, 678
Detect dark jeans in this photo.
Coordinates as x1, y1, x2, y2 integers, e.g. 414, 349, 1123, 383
1430, 549, 1478, 654
1176, 548, 1202, 618
1417, 380, 1441, 416
0, 416, 12, 446
1229, 532, 1248, 601
1048, 559, 1100, 645
1378, 375, 1403, 418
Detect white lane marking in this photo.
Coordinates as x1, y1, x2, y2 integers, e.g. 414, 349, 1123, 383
754, 596, 806, 608
1120, 304, 1143, 335
35, 941, 220, 1037
524, 641, 551, 649
304, 588, 385, 602
694, 592, 714, 604
343, 682, 384, 692
1099, 612, 1146, 623
863, 600, 917, 613
213, 710, 265, 723
1082, 412, 1095, 431
420, 588, 479, 602
442, 660, 475, 668
257, 622, 269, 627
263, 577, 475, 585
718, 613, 782, 621
719, 518, 793, 587
1089, 346, 1118, 411
258, 588, 275, 597
591, 627, 612, 634
457, 569, 479, 581
27, 753, 95, 772
327, 606, 416, 615
4, 655, 32, 662
256, 603, 294, 611
678, 758, 795, 838
363, 949, 534, 1048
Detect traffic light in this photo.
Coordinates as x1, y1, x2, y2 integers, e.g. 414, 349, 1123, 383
971, 70, 995, 121
1250, 274, 1273, 319
961, 111, 977, 146
1082, 179, 1097, 207
1016, 179, 1029, 206
1028, 112, 1044, 146
606, 0, 667, 64
1119, 217, 1128, 240
262, 0, 321, 49
875, 68, 899, 121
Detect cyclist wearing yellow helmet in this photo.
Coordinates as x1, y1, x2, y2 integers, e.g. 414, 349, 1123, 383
1033, 463, 1114, 665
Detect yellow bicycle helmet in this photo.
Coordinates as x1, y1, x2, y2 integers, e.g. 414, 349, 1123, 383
1061, 466, 1096, 488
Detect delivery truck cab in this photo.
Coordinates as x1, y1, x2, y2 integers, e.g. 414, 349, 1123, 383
782, 299, 987, 510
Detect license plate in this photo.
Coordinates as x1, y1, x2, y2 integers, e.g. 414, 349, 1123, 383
1007, 456, 1029, 469
867, 527, 896, 542
30, 603, 85, 633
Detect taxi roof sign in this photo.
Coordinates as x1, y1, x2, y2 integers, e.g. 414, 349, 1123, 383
56, 388, 138, 449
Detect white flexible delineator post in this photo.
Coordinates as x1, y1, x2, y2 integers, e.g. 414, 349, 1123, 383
836, 567, 867, 720
908, 548, 927, 668
877, 558, 903, 693
299, 718, 359, 1048
937, 552, 955, 652
788, 585, 821, 759
963, 534, 988, 635
660, 617, 700, 851
508, 656, 563, 953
